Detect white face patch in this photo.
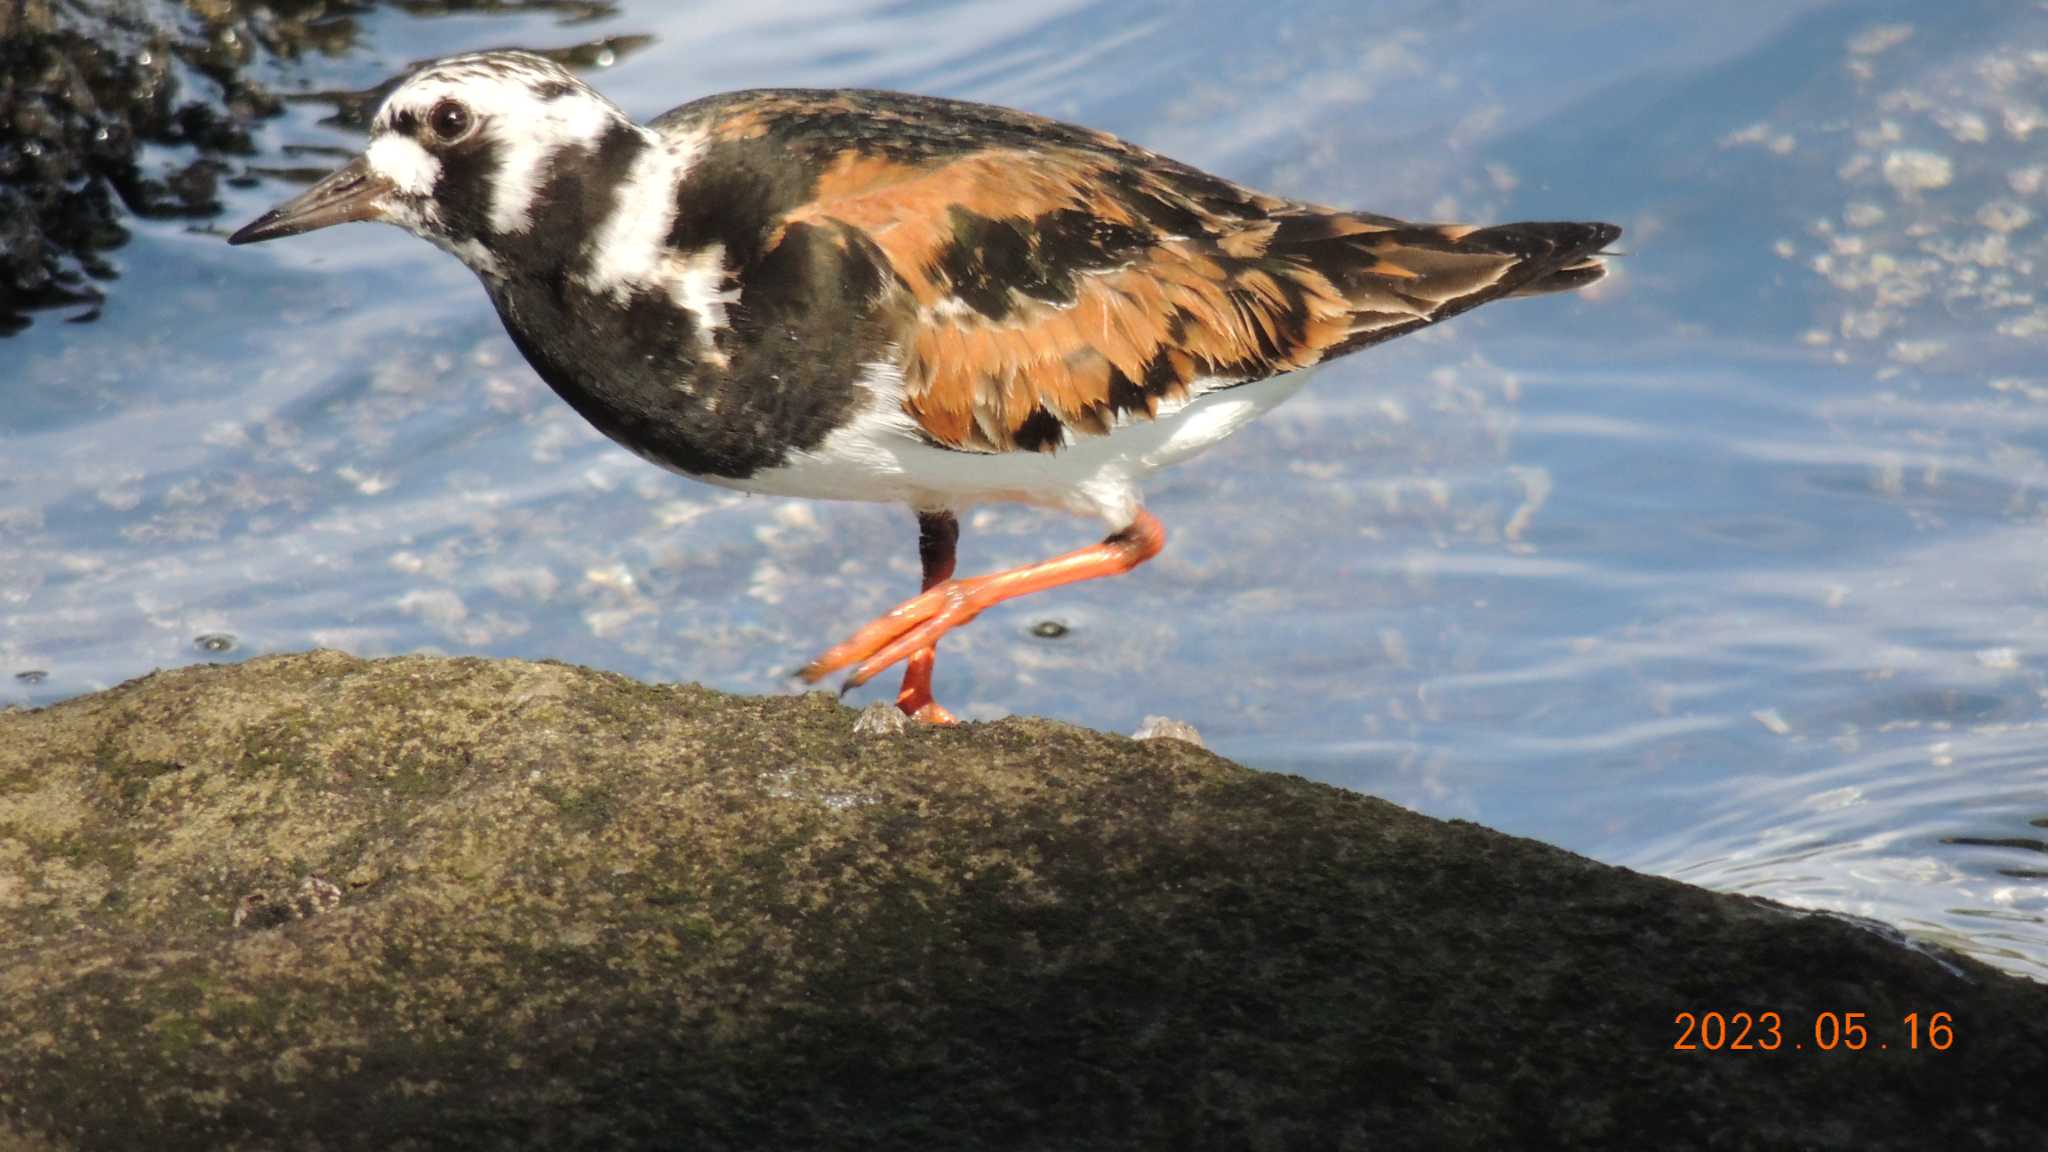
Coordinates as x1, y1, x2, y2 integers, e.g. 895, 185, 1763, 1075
365, 134, 441, 197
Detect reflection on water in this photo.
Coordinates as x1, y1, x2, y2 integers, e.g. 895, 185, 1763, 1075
3, 0, 2045, 977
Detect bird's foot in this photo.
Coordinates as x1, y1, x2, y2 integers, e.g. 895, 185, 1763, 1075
897, 694, 958, 725
895, 649, 958, 725
801, 509, 1165, 716
801, 578, 994, 696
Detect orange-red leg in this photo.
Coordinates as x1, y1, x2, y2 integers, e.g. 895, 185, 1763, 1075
803, 509, 1167, 705
895, 510, 959, 724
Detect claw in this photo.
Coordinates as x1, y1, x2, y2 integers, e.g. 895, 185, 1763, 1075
798, 585, 951, 683
843, 587, 982, 690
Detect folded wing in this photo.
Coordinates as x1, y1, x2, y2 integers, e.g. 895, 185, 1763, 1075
697, 90, 1618, 453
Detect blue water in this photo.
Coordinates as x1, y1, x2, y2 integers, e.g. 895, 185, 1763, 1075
4, 0, 2045, 976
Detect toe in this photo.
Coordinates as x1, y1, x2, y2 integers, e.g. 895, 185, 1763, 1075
845, 600, 973, 689
801, 582, 959, 682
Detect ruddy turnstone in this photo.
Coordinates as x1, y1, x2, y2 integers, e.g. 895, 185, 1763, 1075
230, 51, 1618, 723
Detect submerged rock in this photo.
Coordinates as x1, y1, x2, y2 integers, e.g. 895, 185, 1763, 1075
0, 651, 2043, 1149
1, 0, 269, 333
0, 0, 642, 335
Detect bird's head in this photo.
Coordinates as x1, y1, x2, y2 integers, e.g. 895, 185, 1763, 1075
229, 51, 639, 276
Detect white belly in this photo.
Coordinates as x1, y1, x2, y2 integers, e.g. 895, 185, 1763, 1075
697, 368, 1314, 529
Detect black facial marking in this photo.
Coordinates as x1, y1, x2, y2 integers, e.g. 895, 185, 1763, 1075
429, 135, 502, 244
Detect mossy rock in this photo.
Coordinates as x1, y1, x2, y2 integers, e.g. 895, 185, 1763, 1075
0, 652, 2042, 1150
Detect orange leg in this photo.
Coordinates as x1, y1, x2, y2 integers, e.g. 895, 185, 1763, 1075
895, 510, 959, 724
803, 509, 1168, 709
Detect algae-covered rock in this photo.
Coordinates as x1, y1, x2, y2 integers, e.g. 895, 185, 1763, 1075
0, 652, 2043, 1150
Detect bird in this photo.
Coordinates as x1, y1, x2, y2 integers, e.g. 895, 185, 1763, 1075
230, 50, 1618, 725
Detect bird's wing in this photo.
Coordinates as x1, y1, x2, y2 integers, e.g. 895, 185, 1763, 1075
667, 90, 1617, 454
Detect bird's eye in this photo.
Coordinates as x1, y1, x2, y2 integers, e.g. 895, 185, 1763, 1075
429, 100, 472, 142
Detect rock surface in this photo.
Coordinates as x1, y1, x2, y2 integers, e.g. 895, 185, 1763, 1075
0, 652, 2043, 1150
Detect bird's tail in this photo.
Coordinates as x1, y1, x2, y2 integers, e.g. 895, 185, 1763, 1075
1406, 220, 1623, 298
1281, 218, 1621, 357
1497, 223, 1621, 297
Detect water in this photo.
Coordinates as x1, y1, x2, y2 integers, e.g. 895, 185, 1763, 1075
4, 0, 2045, 977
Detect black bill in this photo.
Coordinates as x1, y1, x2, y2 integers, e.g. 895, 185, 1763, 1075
228, 156, 393, 246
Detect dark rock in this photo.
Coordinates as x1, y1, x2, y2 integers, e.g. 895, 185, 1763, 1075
0, 0, 262, 332
1, 651, 2043, 1150
0, 0, 644, 335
